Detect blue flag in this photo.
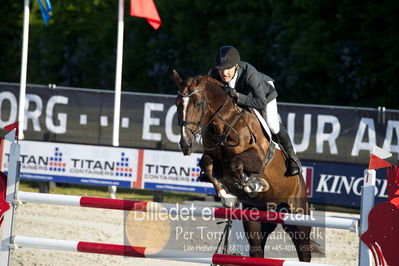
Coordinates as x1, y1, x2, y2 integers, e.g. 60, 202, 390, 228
38, 0, 52, 26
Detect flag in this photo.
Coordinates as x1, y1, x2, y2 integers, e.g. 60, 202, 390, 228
3, 121, 19, 142
130, 0, 161, 30
38, 0, 52, 26
4, 122, 19, 137
368, 145, 392, 170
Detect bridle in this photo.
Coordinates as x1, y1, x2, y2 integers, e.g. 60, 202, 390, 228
177, 79, 256, 150
177, 88, 206, 136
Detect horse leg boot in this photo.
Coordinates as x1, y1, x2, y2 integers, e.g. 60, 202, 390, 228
199, 154, 237, 208
230, 158, 250, 192
273, 125, 302, 177
230, 155, 268, 194
197, 155, 211, 182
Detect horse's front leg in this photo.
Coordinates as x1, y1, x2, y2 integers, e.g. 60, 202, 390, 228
199, 154, 237, 208
230, 151, 268, 194
229, 158, 252, 193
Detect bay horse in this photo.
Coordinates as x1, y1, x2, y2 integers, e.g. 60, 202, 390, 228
173, 70, 312, 262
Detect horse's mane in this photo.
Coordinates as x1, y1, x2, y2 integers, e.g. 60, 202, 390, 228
187, 74, 223, 89
205, 76, 224, 88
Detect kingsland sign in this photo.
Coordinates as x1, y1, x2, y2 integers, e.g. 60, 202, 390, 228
302, 160, 388, 207
1, 82, 397, 166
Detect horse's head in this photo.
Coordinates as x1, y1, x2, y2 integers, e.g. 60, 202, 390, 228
173, 70, 208, 155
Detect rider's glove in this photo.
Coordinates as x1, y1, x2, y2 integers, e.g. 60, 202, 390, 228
224, 85, 238, 100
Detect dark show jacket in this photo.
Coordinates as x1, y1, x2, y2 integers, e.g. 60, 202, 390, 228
208, 62, 278, 113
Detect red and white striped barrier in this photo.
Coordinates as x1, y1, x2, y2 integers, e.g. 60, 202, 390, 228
17, 191, 358, 231
12, 236, 336, 266
1, 140, 375, 266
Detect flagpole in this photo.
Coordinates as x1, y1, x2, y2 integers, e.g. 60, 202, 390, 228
109, 0, 125, 199
18, 0, 30, 140
112, 0, 124, 147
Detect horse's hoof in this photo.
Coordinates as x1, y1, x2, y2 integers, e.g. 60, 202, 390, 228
245, 174, 270, 193
219, 189, 237, 208
259, 178, 270, 192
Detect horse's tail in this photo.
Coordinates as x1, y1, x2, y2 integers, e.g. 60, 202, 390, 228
310, 237, 324, 256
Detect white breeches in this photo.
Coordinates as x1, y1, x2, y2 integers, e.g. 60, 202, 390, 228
264, 98, 280, 134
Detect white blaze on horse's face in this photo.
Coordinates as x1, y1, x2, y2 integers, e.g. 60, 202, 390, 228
181, 96, 189, 139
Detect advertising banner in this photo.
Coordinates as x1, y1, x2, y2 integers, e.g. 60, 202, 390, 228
0, 82, 396, 207
1, 82, 398, 166
141, 150, 214, 194
0, 140, 214, 193
0, 140, 139, 187
302, 160, 387, 207
0, 140, 388, 208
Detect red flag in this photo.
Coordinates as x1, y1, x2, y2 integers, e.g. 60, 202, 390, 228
4, 121, 19, 138
369, 154, 391, 170
130, 0, 161, 30
368, 145, 392, 170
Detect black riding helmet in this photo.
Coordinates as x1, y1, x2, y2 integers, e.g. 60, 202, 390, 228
214, 46, 240, 70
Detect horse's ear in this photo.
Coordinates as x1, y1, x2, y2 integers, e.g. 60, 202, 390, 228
172, 69, 184, 90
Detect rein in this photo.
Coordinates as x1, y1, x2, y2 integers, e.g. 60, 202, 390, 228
177, 78, 256, 150
200, 81, 246, 150
177, 89, 203, 97
202, 104, 245, 151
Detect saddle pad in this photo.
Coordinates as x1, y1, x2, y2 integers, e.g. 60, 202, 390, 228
252, 109, 280, 150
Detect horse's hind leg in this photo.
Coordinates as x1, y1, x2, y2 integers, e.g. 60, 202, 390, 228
284, 191, 312, 261
243, 220, 277, 258
242, 203, 277, 258
282, 224, 312, 262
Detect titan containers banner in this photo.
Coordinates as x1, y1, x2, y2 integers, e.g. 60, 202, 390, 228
0, 140, 140, 187
141, 150, 214, 194
0, 140, 388, 207
0, 140, 214, 193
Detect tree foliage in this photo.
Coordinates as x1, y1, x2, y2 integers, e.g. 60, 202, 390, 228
1, 0, 398, 108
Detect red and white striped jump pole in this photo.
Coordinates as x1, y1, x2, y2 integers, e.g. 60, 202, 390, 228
17, 191, 358, 231
12, 236, 337, 266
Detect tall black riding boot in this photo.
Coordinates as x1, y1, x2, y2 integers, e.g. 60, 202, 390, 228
197, 172, 211, 183
273, 126, 302, 176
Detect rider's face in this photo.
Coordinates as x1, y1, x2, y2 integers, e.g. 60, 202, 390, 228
219, 64, 238, 83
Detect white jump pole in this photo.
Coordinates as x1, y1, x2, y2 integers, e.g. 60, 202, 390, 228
16, 191, 358, 231
0, 141, 21, 265
358, 169, 375, 266
12, 236, 338, 266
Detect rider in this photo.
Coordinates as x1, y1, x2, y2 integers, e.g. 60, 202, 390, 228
207, 45, 301, 177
